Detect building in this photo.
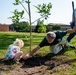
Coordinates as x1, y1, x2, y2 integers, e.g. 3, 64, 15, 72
0, 24, 9, 31
0, 23, 71, 32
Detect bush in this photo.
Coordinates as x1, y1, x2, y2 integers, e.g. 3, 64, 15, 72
35, 20, 46, 33
38, 25, 46, 33
52, 24, 61, 30
9, 21, 30, 32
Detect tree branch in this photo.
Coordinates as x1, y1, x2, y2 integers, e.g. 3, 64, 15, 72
19, 1, 29, 15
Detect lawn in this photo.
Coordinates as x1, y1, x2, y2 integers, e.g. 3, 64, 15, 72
0, 32, 50, 58
0, 32, 76, 75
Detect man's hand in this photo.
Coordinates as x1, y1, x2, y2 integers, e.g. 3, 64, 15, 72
73, 26, 76, 31
22, 54, 32, 60
66, 29, 75, 34
22, 46, 40, 60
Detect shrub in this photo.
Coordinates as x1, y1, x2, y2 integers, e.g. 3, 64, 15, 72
9, 21, 30, 32
35, 20, 46, 33
52, 24, 61, 30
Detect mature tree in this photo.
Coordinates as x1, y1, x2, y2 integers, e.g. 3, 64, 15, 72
15, 21, 30, 32
9, 21, 29, 32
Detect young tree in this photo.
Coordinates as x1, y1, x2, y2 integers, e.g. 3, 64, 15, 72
12, 0, 32, 51
9, 9, 24, 24
34, 3, 52, 19
9, 0, 52, 51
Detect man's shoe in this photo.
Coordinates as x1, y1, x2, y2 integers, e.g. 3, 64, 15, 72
69, 45, 76, 49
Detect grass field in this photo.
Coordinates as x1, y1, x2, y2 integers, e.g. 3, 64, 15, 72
0, 32, 76, 75
0, 32, 76, 56
0, 31, 76, 59
0, 32, 49, 58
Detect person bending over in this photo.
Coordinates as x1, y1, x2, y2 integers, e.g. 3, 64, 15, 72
22, 26, 76, 60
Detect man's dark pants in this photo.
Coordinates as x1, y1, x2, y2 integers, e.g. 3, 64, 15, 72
67, 22, 76, 42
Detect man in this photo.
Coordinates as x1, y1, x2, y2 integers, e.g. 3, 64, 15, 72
21, 26, 76, 60
67, 8, 76, 42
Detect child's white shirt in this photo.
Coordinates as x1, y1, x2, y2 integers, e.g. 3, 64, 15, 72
5, 44, 20, 60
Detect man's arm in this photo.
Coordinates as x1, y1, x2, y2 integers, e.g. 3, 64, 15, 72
23, 45, 40, 60
66, 26, 76, 34
72, 1, 75, 26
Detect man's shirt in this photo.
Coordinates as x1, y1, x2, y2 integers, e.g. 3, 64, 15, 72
39, 30, 67, 47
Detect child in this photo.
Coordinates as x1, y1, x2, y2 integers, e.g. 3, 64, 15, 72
5, 38, 24, 62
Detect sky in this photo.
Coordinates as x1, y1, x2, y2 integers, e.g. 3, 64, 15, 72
0, 0, 76, 25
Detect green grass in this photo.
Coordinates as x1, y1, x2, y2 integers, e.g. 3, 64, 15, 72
0, 32, 46, 58
0, 32, 76, 58
0, 32, 76, 75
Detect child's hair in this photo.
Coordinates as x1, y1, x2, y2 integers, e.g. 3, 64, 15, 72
13, 38, 24, 48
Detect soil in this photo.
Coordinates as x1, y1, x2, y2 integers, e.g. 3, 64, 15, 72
0, 53, 76, 75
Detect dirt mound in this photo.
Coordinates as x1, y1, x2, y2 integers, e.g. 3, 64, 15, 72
0, 53, 76, 75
